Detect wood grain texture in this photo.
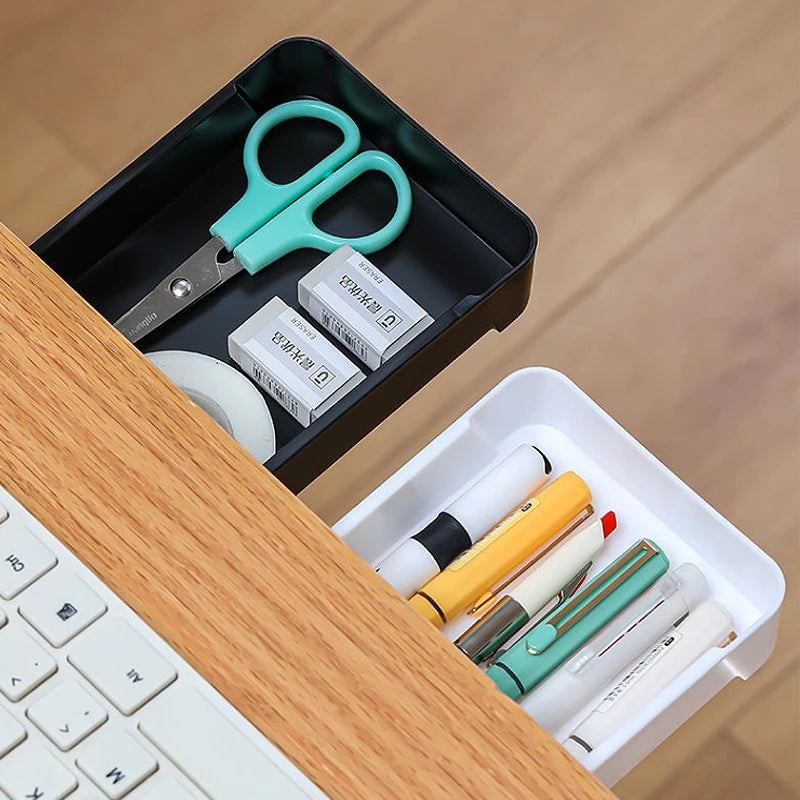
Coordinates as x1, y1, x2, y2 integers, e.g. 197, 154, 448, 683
0, 226, 612, 799
0, 1, 797, 797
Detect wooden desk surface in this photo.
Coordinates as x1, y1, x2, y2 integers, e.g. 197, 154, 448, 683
0, 3, 797, 798
0, 224, 612, 799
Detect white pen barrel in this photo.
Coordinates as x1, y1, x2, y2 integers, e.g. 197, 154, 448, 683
376, 444, 550, 597
523, 563, 708, 733
513, 519, 606, 615
447, 445, 550, 540
375, 538, 440, 598
562, 599, 733, 760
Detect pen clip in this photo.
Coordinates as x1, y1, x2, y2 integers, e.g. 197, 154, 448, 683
482, 561, 595, 667
524, 539, 661, 655
526, 564, 589, 629
561, 561, 592, 600
468, 505, 594, 616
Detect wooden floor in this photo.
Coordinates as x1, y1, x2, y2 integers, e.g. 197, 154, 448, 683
0, 1, 797, 797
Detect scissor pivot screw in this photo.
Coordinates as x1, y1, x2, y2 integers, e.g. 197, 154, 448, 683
170, 277, 193, 298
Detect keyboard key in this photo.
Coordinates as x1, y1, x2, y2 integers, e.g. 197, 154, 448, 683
76, 731, 157, 798
0, 522, 56, 600
68, 619, 176, 715
0, 504, 7, 524
0, 629, 57, 701
0, 745, 77, 800
27, 680, 108, 751
138, 686, 314, 799
142, 779, 200, 799
0, 610, 6, 629
19, 569, 107, 647
0, 707, 25, 758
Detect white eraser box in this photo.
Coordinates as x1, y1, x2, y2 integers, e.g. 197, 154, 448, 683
229, 297, 365, 426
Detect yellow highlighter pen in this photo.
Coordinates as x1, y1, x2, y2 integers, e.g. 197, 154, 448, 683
408, 471, 592, 627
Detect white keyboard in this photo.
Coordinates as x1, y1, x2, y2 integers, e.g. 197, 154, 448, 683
0, 487, 328, 800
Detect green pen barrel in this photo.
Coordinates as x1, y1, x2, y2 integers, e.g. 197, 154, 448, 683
486, 539, 670, 700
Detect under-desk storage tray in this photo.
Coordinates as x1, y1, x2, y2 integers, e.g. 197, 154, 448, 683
334, 368, 785, 786
32, 37, 536, 492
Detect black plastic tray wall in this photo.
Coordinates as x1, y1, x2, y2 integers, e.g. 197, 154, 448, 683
33, 37, 537, 493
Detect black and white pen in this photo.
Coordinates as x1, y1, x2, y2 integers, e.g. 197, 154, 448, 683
376, 444, 551, 597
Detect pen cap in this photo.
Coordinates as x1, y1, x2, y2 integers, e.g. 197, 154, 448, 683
668, 563, 708, 611
445, 445, 551, 540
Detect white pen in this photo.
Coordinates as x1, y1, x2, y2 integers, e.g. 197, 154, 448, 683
521, 563, 708, 732
455, 511, 617, 663
563, 599, 735, 761
375, 444, 551, 598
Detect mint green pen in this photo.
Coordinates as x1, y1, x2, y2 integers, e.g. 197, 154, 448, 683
486, 539, 669, 700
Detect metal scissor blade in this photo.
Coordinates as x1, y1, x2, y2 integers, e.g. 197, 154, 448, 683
113, 237, 244, 344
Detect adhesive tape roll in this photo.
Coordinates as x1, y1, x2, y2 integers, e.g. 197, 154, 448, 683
146, 350, 276, 463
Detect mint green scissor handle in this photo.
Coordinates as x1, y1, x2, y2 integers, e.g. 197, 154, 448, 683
209, 100, 362, 250
232, 149, 412, 274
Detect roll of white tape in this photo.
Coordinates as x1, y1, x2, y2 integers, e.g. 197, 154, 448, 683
146, 350, 276, 463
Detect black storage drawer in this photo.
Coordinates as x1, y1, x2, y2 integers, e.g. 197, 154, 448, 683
33, 37, 537, 493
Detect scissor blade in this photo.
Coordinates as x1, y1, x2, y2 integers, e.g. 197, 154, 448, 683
114, 237, 243, 344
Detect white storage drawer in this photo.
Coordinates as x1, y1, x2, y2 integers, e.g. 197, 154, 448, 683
333, 367, 785, 786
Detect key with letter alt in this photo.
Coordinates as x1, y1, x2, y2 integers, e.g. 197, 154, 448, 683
68, 619, 176, 714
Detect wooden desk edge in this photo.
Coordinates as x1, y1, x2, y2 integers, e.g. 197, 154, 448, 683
0, 225, 612, 799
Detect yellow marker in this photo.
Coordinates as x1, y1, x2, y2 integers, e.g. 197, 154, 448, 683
408, 471, 592, 626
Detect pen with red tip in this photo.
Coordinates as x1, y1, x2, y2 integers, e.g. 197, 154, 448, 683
455, 511, 618, 663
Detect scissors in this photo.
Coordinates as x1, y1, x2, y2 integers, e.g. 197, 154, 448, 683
114, 100, 412, 344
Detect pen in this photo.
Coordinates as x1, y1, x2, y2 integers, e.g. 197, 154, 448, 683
455, 511, 618, 663
522, 563, 708, 732
376, 444, 551, 597
486, 539, 670, 700
562, 600, 735, 761
408, 471, 592, 627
